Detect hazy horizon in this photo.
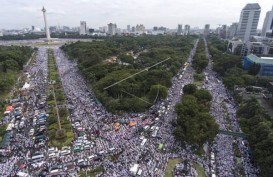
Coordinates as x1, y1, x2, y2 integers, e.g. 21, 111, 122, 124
1, 0, 272, 30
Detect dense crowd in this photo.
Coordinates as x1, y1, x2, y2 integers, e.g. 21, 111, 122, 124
0, 38, 258, 177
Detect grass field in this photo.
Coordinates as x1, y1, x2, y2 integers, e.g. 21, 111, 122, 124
193, 163, 206, 177
164, 158, 181, 177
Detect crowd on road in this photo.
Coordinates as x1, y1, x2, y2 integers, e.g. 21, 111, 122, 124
203, 38, 259, 177
0, 38, 258, 177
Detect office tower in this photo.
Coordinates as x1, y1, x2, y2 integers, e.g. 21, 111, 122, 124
136, 24, 145, 33
31, 26, 35, 31
80, 21, 87, 35
220, 25, 227, 39
262, 6, 273, 37
204, 24, 210, 37
177, 24, 182, 35
108, 23, 117, 36
153, 26, 158, 31
184, 25, 190, 35
229, 22, 238, 39
237, 3, 261, 42
41, 6, 51, 40
132, 26, 136, 32
127, 25, 131, 32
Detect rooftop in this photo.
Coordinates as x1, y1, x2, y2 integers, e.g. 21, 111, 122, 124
243, 3, 261, 10
247, 54, 273, 65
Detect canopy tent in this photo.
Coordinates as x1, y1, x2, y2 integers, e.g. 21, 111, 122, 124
129, 121, 137, 127
22, 82, 30, 89
118, 119, 127, 124
5, 106, 13, 111
4, 111, 10, 115
130, 164, 139, 175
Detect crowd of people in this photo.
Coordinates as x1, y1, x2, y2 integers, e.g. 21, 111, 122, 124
0, 38, 259, 177
203, 38, 259, 177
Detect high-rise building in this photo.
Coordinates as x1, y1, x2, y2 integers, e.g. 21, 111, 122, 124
127, 25, 131, 32
153, 26, 158, 31
237, 3, 261, 42
184, 25, 190, 35
136, 24, 145, 33
229, 22, 238, 39
220, 25, 227, 39
204, 24, 210, 37
177, 24, 182, 35
132, 26, 136, 32
80, 21, 87, 35
108, 23, 117, 36
261, 6, 273, 37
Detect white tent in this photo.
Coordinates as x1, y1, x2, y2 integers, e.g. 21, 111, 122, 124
130, 164, 139, 175
22, 82, 30, 89
16, 171, 29, 177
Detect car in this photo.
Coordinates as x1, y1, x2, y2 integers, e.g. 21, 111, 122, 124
84, 144, 92, 150
59, 150, 70, 156
49, 165, 63, 175
48, 152, 59, 158
88, 155, 97, 160
48, 147, 58, 153
73, 145, 83, 153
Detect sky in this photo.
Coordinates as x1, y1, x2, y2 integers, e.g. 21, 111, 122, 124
1, 0, 272, 30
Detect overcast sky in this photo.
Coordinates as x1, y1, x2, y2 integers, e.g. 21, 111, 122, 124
1, 0, 272, 30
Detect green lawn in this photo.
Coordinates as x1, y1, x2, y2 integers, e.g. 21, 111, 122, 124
164, 158, 181, 177
193, 81, 203, 88
193, 163, 206, 177
79, 167, 103, 177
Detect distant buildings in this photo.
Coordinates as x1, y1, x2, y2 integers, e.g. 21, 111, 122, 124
177, 24, 182, 35
204, 24, 210, 37
108, 23, 117, 36
228, 22, 238, 39
131, 26, 136, 32
243, 54, 273, 76
80, 21, 87, 35
237, 3, 261, 42
261, 6, 273, 37
127, 25, 131, 32
136, 24, 145, 33
184, 25, 190, 35
219, 25, 227, 39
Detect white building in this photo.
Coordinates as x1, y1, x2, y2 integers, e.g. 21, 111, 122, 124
80, 21, 87, 35
107, 23, 117, 36
261, 6, 273, 37
237, 3, 261, 42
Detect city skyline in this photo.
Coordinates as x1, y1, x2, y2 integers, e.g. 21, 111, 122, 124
1, 0, 272, 30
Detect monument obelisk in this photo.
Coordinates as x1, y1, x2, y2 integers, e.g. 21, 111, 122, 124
42, 6, 51, 42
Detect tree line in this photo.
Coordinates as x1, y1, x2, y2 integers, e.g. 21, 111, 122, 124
61, 35, 196, 112
0, 45, 34, 95
192, 39, 208, 73
237, 98, 273, 177
173, 84, 219, 150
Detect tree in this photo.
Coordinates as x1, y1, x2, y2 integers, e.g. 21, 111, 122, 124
248, 62, 261, 75
194, 89, 212, 102
118, 54, 134, 65
148, 84, 168, 101
183, 84, 197, 95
